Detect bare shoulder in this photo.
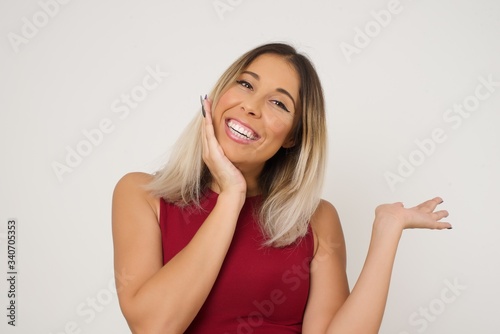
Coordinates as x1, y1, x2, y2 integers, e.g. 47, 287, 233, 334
113, 172, 159, 220
310, 199, 346, 263
310, 199, 342, 237
302, 200, 349, 331
114, 171, 155, 191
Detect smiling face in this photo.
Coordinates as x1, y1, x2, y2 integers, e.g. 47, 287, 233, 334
212, 53, 300, 176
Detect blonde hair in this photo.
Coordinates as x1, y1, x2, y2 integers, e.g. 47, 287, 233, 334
148, 43, 327, 247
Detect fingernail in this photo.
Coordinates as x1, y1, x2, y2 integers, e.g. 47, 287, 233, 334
447, 226, 453, 229
204, 94, 207, 100
200, 95, 206, 118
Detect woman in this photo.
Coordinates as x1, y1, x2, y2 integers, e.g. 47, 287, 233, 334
112, 43, 451, 333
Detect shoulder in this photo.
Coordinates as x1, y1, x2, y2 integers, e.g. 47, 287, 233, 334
302, 200, 349, 330
113, 172, 160, 221
114, 172, 154, 189
310, 199, 342, 236
309, 199, 345, 262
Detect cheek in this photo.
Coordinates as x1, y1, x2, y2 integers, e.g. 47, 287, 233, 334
216, 87, 240, 107
216, 92, 230, 108
213, 92, 233, 123
267, 114, 294, 139
213, 89, 240, 121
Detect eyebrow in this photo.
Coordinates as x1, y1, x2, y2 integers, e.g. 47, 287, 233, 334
241, 70, 296, 109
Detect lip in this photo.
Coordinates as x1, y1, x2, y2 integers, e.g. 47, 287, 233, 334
224, 118, 260, 144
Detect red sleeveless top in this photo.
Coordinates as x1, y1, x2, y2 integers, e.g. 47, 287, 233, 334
159, 189, 314, 333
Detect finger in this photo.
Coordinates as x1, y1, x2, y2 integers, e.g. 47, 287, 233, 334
415, 197, 443, 212
201, 98, 227, 165
432, 209, 449, 221
203, 98, 217, 145
201, 97, 215, 155
203, 97, 213, 126
429, 209, 451, 230
201, 109, 209, 159
432, 221, 453, 230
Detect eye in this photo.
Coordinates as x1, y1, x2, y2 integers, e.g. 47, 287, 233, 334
236, 80, 253, 90
271, 100, 290, 112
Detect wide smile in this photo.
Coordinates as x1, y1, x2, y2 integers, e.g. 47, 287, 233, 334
225, 119, 260, 143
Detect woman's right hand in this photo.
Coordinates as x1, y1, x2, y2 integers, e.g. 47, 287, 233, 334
201, 97, 247, 198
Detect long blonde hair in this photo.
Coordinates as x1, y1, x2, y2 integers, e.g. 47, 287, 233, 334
148, 43, 327, 247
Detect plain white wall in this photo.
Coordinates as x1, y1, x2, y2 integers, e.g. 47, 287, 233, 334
1, 0, 499, 333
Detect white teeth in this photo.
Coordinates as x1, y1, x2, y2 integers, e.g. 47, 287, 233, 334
228, 120, 257, 140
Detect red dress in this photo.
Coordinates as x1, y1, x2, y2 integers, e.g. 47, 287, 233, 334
159, 189, 314, 333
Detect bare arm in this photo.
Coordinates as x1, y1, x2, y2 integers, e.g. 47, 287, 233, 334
112, 99, 247, 333
303, 198, 451, 334
302, 201, 350, 332
112, 173, 243, 333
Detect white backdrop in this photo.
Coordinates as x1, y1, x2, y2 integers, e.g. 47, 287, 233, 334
1, 0, 499, 333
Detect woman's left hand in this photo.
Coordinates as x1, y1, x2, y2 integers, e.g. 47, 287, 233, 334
374, 197, 451, 232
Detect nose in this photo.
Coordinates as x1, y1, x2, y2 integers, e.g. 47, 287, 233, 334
241, 96, 262, 118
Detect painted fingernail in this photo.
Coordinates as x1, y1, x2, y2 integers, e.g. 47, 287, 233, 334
204, 94, 207, 100
200, 95, 206, 118
447, 226, 453, 229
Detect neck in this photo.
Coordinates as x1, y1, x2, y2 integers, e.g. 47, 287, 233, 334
239, 162, 263, 197
244, 178, 261, 197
